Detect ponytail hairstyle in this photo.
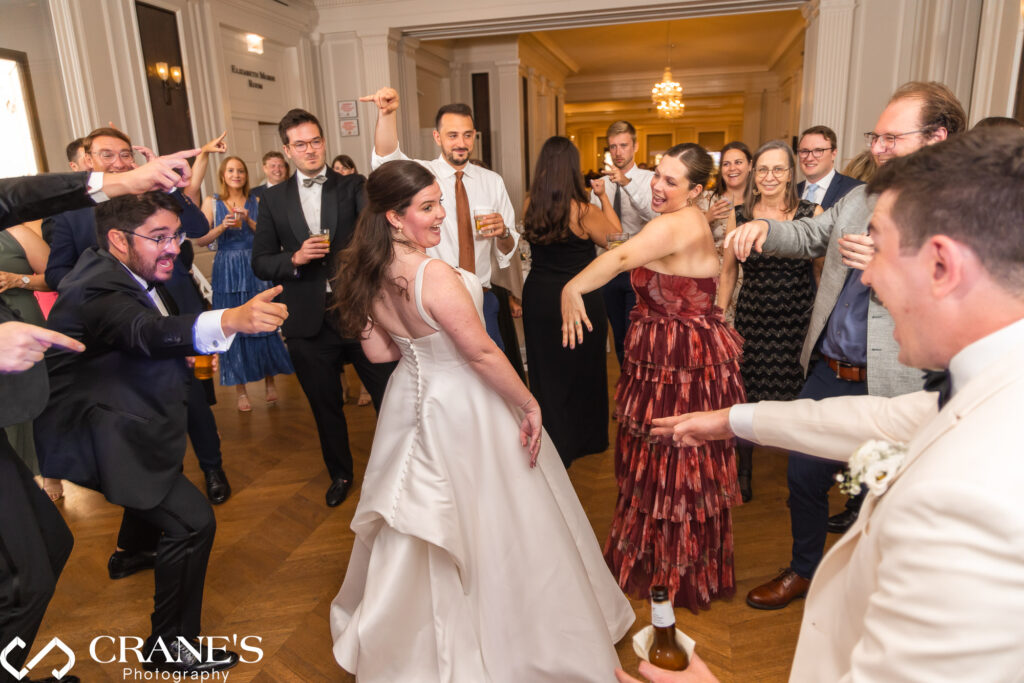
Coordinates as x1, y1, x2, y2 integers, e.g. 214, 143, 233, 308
662, 142, 714, 192
333, 160, 438, 336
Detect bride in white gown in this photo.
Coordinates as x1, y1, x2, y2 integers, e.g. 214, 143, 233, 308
329, 160, 634, 681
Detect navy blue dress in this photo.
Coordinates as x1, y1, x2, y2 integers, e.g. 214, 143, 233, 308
210, 195, 294, 385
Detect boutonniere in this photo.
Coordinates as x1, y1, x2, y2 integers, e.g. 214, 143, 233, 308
836, 440, 908, 497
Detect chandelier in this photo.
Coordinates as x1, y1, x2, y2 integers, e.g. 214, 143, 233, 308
652, 68, 684, 119
651, 23, 684, 119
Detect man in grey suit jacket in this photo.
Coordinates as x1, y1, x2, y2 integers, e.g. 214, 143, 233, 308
726, 81, 967, 610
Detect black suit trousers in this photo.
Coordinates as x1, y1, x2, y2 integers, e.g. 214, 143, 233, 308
119, 474, 215, 641
186, 377, 221, 472
0, 433, 73, 676
285, 320, 395, 482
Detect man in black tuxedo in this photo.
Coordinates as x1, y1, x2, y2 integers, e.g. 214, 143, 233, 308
252, 109, 395, 507
795, 125, 862, 211
42, 127, 230, 519
35, 191, 287, 675
0, 158, 195, 683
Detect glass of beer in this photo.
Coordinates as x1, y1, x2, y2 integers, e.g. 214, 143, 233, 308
473, 208, 494, 233
607, 233, 628, 249
193, 355, 214, 380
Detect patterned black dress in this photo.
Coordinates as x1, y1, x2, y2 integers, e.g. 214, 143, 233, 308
732, 200, 817, 402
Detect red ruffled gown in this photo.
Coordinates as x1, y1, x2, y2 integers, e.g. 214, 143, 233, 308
604, 266, 746, 613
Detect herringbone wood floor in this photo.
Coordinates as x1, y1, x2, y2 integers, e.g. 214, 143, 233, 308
32, 356, 845, 682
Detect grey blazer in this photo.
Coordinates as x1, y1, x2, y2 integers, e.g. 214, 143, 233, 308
763, 185, 921, 397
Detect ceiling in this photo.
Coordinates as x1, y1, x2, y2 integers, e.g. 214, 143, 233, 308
537, 10, 805, 80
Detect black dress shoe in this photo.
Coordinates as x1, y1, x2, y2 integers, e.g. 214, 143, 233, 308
326, 478, 352, 507
143, 638, 239, 674
108, 549, 156, 579
827, 508, 859, 533
204, 468, 231, 505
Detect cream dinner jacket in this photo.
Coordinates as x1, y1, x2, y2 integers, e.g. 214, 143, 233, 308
749, 345, 1024, 681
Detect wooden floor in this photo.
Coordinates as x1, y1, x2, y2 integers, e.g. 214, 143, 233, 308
33, 356, 846, 681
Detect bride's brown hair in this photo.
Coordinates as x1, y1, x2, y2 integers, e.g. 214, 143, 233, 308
333, 160, 437, 336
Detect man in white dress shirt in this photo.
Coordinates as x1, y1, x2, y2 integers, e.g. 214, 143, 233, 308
362, 87, 518, 348
590, 120, 655, 366
618, 126, 1024, 682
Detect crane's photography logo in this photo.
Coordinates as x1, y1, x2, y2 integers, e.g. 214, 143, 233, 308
3, 634, 262, 680
1, 636, 75, 680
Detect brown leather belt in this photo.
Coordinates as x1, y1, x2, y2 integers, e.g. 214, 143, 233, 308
482, 286, 491, 293
823, 354, 867, 382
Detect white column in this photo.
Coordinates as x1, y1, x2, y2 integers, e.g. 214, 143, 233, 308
397, 36, 422, 157
48, 0, 93, 135
970, 0, 1024, 121
495, 58, 524, 214
799, 0, 857, 136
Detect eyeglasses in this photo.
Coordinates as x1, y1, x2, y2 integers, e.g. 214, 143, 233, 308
755, 166, 791, 178
863, 130, 928, 149
797, 147, 833, 159
119, 229, 186, 247
288, 137, 324, 153
94, 150, 135, 163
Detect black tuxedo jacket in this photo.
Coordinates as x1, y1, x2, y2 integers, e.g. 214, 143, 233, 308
34, 248, 199, 509
0, 172, 96, 428
0, 172, 91, 230
252, 168, 365, 338
797, 171, 863, 210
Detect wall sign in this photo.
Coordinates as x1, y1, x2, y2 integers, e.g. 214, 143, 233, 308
231, 64, 276, 90
337, 100, 357, 118
339, 119, 359, 137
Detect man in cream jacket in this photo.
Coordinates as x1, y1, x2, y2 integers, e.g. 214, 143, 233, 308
617, 127, 1024, 682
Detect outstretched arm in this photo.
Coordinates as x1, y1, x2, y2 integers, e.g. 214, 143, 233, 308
360, 87, 401, 162
185, 131, 227, 206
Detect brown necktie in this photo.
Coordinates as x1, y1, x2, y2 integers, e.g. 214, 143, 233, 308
454, 170, 475, 273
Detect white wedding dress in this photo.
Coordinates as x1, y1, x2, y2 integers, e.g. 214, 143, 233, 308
331, 258, 634, 682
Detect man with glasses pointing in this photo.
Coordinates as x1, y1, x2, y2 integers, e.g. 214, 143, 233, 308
725, 82, 966, 611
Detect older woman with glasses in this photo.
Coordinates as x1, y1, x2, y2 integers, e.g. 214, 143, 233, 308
726, 140, 822, 501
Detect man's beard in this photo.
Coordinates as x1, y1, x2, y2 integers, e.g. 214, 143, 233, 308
126, 242, 165, 284
444, 148, 470, 166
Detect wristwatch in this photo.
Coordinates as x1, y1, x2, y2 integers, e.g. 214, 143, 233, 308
20, 276, 29, 286
500, 226, 511, 239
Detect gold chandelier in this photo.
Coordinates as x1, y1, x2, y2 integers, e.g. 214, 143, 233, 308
652, 68, 684, 119
651, 23, 684, 119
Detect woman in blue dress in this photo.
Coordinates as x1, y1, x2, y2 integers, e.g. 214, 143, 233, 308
199, 156, 293, 411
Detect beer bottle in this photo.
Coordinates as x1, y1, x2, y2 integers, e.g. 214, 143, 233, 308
649, 585, 688, 671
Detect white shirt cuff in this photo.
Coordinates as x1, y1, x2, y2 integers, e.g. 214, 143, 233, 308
729, 403, 759, 443
193, 309, 237, 353
370, 145, 405, 170
494, 226, 519, 268
88, 171, 110, 203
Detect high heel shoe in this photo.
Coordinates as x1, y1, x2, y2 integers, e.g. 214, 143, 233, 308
237, 394, 252, 412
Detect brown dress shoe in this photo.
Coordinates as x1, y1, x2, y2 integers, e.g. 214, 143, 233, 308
746, 568, 811, 610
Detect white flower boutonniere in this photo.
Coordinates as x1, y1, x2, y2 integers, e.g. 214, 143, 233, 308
836, 439, 908, 497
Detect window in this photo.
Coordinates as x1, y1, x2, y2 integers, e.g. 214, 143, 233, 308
0, 48, 46, 176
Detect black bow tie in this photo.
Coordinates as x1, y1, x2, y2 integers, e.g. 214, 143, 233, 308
923, 369, 952, 408
302, 175, 327, 188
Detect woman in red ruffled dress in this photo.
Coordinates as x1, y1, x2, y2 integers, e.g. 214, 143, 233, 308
561, 143, 746, 612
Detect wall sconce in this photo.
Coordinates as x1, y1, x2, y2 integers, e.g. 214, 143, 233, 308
152, 61, 183, 105
246, 34, 264, 54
